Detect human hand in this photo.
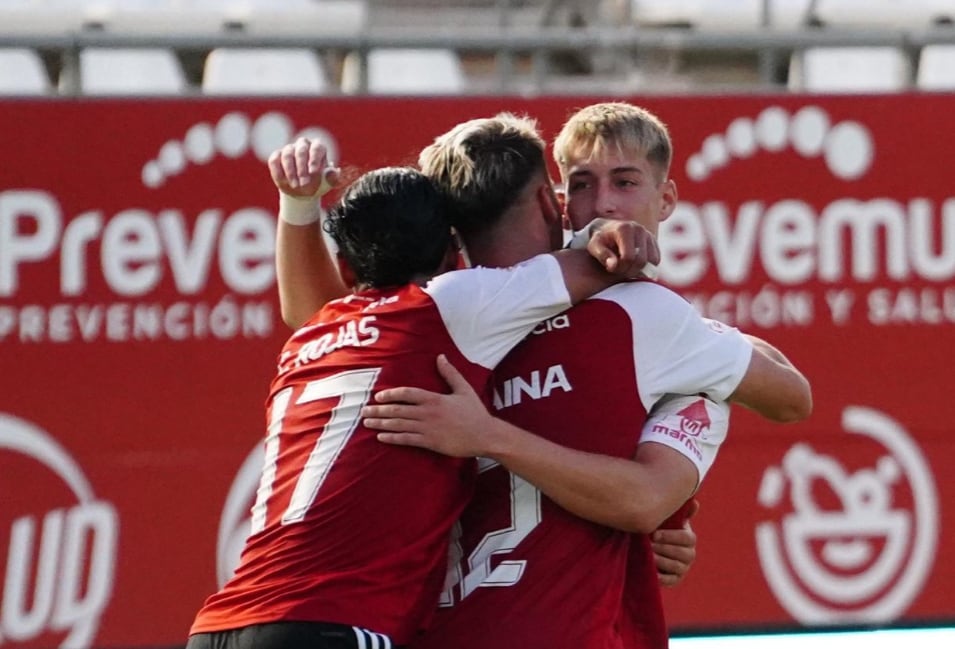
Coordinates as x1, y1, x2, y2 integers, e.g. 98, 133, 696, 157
652, 498, 699, 586
267, 137, 340, 198
585, 218, 661, 279
363, 354, 496, 457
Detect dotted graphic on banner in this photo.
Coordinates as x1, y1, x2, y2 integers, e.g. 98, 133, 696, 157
685, 105, 874, 182
141, 111, 339, 189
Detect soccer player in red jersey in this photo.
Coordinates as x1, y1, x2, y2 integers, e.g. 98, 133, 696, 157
555, 102, 734, 649
361, 112, 811, 649
186, 164, 649, 649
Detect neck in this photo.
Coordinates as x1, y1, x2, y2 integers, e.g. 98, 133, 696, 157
463, 186, 555, 268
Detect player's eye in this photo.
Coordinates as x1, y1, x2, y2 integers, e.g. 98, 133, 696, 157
567, 180, 591, 193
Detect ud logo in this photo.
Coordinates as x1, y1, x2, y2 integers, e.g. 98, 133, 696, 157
755, 406, 938, 624
0, 414, 118, 649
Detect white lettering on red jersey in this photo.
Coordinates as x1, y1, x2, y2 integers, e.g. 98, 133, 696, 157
642, 394, 731, 487
414, 281, 751, 649
190, 254, 572, 644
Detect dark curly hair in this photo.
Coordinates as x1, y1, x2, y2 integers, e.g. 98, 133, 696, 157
323, 166, 453, 288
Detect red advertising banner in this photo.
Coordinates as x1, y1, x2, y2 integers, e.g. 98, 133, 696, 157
1, 94, 953, 647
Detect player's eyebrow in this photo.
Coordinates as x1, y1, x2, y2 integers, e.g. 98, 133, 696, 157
568, 165, 646, 177
609, 166, 646, 176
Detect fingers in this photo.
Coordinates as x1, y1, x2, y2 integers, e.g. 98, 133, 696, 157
585, 234, 622, 272
435, 354, 471, 393
644, 235, 662, 266
685, 498, 701, 520
294, 138, 313, 188
362, 402, 424, 422
308, 140, 340, 198
658, 570, 683, 587
321, 166, 341, 194
651, 527, 697, 546
586, 220, 663, 278
654, 551, 690, 574
371, 386, 432, 405
268, 137, 338, 196
267, 149, 288, 190
651, 537, 696, 562
363, 414, 418, 431
586, 225, 652, 278
280, 143, 302, 189
375, 432, 428, 448
652, 539, 695, 587
307, 139, 326, 175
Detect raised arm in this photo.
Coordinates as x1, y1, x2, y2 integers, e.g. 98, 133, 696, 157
268, 137, 349, 329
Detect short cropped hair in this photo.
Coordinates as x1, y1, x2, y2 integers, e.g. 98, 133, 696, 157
418, 112, 547, 236
324, 166, 452, 288
553, 102, 673, 181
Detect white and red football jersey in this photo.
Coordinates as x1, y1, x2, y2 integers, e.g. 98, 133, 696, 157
413, 281, 751, 649
190, 254, 574, 645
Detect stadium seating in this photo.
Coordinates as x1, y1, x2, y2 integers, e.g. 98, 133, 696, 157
65, 47, 189, 95
202, 48, 330, 95
0, 0, 85, 34
812, 0, 954, 29
2, 0, 953, 96
227, 0, 368, 36
630, 0, 953, 30
630, 0, 815, 29
340, 48, 466, 95
0, 48, 52, 95
788, 46, 912, 93
0, 1, 368, 36
82, 2, 227, 34
917, 44, 955, 90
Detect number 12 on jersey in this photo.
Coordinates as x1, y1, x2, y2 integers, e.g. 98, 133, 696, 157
440, 464, 542, 606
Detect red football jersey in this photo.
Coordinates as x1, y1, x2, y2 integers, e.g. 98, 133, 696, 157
414, 282, 752, 649
190, 256, 574, 644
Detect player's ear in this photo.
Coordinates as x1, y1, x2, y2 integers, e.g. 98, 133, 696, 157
658, 178, 678, 222
554, 182, 571, 230
440, 233, 463, 272
537, 182, 562, 226
336, 255, 358, 289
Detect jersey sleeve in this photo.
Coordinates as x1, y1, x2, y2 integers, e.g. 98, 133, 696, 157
638, 394, 730, 487
596, 282, 753, 411
423, 253, 572, 368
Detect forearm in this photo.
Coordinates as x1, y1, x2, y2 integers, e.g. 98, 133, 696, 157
276, 194, 348, 329
733, 336, 813, 422
550, 248, 619, 305
743, 334, 794, 367
482, 419, 677, 534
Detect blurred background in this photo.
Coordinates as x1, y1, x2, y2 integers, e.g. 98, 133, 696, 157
3, 0, 955, 96
2, 1, 954, 648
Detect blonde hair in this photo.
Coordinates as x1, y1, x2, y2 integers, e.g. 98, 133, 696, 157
553, 102, 672, 181
419, 112, 547, 236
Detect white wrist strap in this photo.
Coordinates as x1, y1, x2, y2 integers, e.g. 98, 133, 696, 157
279, 191, 324, 226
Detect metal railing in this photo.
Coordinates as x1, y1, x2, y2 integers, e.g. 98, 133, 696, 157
5, 22, 955, 95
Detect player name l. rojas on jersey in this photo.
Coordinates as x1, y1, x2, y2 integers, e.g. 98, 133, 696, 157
278, 315, 381, 373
